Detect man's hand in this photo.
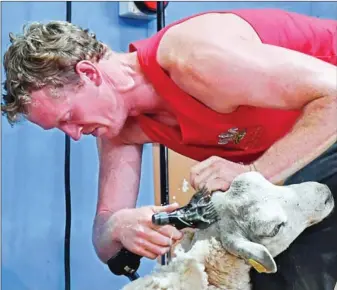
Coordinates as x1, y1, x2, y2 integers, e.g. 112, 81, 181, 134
190, 156, 251, 192
93, 204, 184, 262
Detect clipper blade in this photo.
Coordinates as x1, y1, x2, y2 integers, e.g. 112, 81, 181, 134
152, 188, 220, 230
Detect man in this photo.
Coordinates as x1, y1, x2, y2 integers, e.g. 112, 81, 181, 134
2, 8, 336, 290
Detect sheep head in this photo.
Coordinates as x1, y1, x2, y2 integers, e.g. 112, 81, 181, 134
207, 171, 334, 274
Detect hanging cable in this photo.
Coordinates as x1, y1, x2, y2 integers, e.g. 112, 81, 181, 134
64, 130, 71, 290
64, 3, 72, 290
156, 1, 170, 266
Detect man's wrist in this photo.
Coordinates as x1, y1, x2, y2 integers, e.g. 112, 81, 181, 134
248, 162, 285, 185
92, 211, 123, 263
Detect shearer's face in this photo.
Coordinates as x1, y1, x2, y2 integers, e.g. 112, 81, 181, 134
27, 79, 125, 141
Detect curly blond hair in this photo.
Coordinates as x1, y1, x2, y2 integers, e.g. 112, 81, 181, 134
2, 20, 109, 125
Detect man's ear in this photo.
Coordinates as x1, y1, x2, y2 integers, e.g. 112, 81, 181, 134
221, 236, 277, 274
75, 60, 102, 86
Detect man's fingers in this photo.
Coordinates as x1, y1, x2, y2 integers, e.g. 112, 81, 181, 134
190, 156, 220, 189
191, 156, 220, 174
204, 178, 230, 193
156, 225, 183, 241
149, 204, 183, 240
191, 167, 215, 190
138, 228, 175, 247
152, 202, 180, 213
135, 238, 171, 258
131, 246, 158, 260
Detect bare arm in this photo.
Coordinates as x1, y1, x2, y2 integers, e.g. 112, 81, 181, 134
92, 137, 183, 262
95, 136, 143, 214
92, 136, 143, 260
160, 13, 337, 183
253, 95, 336, 183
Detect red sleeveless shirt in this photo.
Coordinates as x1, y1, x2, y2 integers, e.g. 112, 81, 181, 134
129, 9, 337, 164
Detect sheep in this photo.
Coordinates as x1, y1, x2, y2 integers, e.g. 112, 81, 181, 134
122, 171, 335, 290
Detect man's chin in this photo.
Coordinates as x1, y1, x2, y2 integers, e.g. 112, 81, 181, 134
93, 127, 116, 139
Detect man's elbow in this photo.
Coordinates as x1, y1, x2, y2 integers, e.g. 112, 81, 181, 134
300, 95, 337, 142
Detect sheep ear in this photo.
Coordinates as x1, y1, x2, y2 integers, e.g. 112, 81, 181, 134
222, 238, 277, 273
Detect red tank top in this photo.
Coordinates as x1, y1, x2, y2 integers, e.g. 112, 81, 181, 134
129, 9, 337, 164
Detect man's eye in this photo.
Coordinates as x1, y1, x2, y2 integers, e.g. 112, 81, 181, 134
63, 112, 72, 123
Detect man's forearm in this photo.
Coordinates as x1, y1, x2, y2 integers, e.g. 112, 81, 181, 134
253, 95, 337, 184
93, 137, 143, 262
95, 138, 143, 214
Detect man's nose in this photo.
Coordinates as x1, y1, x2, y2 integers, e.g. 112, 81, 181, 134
59, 123, 82, 141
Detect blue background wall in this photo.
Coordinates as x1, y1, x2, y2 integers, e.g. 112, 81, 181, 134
2, 1, 337, 290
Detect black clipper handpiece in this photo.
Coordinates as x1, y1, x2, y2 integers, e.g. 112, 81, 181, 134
152, 189, 219, 230
107, 248, 141, 281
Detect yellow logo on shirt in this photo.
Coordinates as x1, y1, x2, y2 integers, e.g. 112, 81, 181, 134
218, 128, 247, 145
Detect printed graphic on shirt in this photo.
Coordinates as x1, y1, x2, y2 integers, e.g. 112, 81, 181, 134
217, 126, 264, 150
218, 128, 247, 145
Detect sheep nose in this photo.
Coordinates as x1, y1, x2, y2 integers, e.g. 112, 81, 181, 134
317, 184, 332, 203
324, 194, 334, 211
324, 193, 333, 205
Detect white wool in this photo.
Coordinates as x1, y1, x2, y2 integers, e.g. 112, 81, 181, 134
122, 236, 252, 290
122, 239, 212, 290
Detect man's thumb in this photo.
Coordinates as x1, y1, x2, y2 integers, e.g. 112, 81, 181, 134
152, 202, 180, 213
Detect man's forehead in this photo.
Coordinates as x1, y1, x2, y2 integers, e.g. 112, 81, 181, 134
27, 87, 67, 129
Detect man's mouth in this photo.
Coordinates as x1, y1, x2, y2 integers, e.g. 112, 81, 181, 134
82, 127, 98, 136
83, 127, 107, 138
91, 128, 99, 137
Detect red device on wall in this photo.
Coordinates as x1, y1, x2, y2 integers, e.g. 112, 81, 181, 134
134, 1, 169, 14
119, 1, 169, 20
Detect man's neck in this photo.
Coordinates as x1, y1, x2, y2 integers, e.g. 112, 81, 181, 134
103, 51, 165, 117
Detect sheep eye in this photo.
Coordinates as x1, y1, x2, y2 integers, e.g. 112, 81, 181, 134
268, 222, 286, 237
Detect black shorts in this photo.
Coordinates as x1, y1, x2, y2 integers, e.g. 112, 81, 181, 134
251, 142, 337, 290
